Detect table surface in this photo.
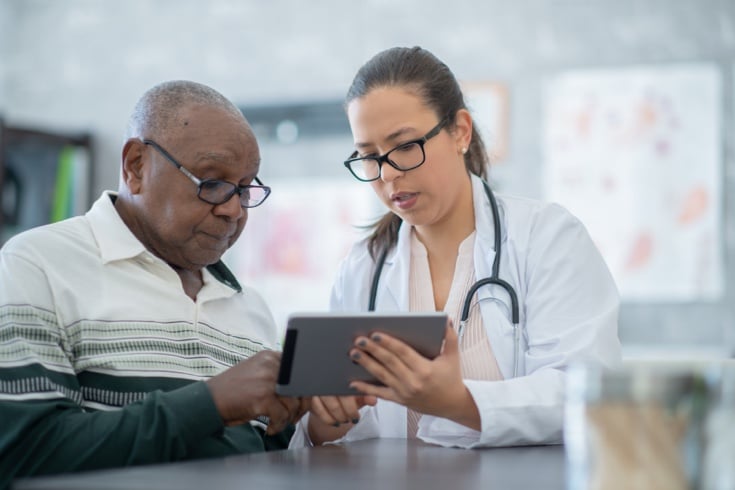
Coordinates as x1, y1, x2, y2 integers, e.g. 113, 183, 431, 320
13, 439, 566, 490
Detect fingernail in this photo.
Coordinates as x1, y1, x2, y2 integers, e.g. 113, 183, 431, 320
351, 352, 361, 361
332, 422, 341, 427
371, 334, 381, 342
351, 417, 360, 424
357, 339, 367, 348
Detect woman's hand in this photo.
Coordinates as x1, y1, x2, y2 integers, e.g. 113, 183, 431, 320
349, 322, 481, 430
307, 394, 377, 445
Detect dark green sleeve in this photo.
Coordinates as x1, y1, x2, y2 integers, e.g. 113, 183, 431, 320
0, 381, 224, 484
259, 424, 297, 452
0, 380, 295, 488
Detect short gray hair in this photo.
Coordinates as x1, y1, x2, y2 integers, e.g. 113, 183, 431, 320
126, 80, 245, 139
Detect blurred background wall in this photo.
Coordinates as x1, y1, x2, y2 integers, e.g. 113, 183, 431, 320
1, 0, 733, 356
0, 1, 10, 109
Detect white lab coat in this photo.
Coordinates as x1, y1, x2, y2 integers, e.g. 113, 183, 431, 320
291, 174, 621, 449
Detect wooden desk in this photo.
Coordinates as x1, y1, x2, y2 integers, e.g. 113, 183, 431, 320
13, 439, 565, 490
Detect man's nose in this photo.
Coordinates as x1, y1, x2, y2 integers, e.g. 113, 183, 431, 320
213, 193, 244, 220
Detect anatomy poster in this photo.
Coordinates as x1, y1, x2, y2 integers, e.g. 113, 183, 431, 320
462, 82, 509, 162
543, 64, 722, 301
226, 178, 380, 332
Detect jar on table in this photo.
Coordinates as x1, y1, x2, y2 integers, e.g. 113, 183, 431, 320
565, 363, 709, 490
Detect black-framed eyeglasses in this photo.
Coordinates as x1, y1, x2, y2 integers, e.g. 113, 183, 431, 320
343, 119, 447, 182
143, 139, 271, 208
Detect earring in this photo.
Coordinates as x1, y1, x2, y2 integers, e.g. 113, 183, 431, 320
461, 147, 468, 154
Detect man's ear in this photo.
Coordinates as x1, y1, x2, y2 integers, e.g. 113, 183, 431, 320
121, 139, 146, 194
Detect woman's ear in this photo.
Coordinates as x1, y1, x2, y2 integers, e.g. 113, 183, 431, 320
121, 139, 146, 194
452, 108, 473, 152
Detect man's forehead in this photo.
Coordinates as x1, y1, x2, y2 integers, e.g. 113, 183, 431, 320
174, 103, 242, 125
168, 107, 254, 144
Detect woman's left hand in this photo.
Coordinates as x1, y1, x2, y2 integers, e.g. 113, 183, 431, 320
349, 321, 480, 429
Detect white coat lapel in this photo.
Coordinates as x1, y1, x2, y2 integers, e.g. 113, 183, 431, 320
378, 221, 412, 312
472, 175, 498, 302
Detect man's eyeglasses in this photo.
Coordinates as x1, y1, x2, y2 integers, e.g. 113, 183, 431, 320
343, 119, 447, 182
143, 139, 271, 208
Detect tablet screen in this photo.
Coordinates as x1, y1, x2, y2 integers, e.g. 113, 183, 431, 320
276, 312, 447, 396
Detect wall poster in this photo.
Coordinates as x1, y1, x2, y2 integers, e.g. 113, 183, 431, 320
543, 64, 723, 301
226, 178, 380, 333
463, 81, 510, 163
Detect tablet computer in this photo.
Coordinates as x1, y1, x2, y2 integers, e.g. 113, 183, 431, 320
276, 312, 448, 396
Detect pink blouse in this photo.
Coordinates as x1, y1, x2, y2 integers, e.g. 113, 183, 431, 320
407, 229, 504, 437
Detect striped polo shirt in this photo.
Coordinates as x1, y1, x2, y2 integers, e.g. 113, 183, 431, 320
0, 191, 286, 484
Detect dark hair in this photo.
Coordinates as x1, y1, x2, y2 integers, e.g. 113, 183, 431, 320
346, 46, 490, 259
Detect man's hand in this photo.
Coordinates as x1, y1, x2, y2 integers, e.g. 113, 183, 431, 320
206, 350, 306, 434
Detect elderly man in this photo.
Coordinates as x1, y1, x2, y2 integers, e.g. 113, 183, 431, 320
0, 81, 304, 486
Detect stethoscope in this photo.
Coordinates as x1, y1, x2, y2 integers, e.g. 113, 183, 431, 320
368, 180, 522, 378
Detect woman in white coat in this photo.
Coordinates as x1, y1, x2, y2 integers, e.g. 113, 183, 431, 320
295, 46, 621, 449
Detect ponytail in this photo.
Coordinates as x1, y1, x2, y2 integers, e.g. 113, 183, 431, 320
366, 213, 402, 261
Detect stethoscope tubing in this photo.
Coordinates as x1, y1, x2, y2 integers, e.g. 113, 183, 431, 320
368, 180, 522, 378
